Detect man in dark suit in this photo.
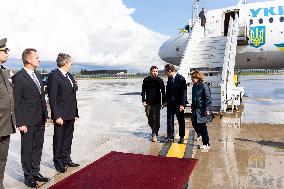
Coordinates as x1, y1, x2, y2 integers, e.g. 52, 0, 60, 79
47, 53, 79, 173
12, 48, 49, 188
0, 38, 16, 189
164, 64, 187, 144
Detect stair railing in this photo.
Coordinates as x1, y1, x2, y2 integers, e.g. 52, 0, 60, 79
178, 18, 204, 82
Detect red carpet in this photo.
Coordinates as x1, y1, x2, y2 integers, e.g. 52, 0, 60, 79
48, 151, 198, 189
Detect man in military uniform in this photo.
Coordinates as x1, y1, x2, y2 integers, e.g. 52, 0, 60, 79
0, 38, 16, 189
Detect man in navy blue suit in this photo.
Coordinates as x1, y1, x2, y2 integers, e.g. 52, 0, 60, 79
164, 64, 187, 144
48, 53, 79, 173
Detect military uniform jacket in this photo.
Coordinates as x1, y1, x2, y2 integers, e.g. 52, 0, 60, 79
0, 67, 16, 136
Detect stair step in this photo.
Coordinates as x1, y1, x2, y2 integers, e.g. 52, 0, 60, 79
188, 61, 224, 67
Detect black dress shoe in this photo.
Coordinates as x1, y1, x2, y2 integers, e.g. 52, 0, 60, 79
24, 179, 38, 188
67, 161, 80, 167
55, 166, 66, 173
178, 138, 184, 144
34, 173, 50, 182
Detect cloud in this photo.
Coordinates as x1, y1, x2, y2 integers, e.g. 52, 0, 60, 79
1, 0, 169, 71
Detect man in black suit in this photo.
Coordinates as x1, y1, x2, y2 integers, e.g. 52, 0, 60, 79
12, 48, 49, 188
0, 38, 16, 189
47, 53, 79, 173
164, 64, 187, 144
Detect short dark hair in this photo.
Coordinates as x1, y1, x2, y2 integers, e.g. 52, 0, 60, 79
150, 66, 158, 71
22, 48, 37, 64
164, 64, 176, 72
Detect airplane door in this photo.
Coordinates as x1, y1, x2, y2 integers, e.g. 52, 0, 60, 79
223, 10, 239, 36
176, 45, 182, 57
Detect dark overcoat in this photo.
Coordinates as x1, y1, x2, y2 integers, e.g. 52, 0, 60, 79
191, 82, 212, 123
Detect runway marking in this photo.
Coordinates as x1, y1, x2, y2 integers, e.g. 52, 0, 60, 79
184, 130, 195, 158
166, 130, 189, 158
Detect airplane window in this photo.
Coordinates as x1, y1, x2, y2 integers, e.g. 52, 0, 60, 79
269, 18, 273, 23
280, 17, 284, 22
250, 19, 253, 25
259, 18, 263, 24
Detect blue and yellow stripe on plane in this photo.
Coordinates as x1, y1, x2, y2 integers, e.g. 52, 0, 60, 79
274, 43, 284, 51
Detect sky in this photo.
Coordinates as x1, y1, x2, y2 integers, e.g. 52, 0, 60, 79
122, 0, 271, 36
0, 0, 271, 72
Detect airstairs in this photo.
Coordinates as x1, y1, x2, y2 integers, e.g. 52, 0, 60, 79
178, 14, 244, 113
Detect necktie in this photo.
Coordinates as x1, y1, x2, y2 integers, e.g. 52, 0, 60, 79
65, 73, 73, 87
31, 72, 41, 94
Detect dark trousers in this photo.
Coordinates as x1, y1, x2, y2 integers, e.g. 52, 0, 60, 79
192, 117, 210, 145
53, 119, 75, 167
167, 106, 185, 139
21, 123, 45, 180
0, 135, 10, 188
145, 104, 161, 136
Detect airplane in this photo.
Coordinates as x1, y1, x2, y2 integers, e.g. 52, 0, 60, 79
158, 0, 284, 70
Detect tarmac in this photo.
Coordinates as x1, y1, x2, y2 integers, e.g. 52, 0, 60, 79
3, 75, 284, 189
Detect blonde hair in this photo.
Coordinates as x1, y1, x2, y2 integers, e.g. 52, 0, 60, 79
191, 70, 205, 82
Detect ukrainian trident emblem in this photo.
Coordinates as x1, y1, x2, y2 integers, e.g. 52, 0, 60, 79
250, 26, 266, 48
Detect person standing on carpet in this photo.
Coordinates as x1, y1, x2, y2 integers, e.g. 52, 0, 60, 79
48, 53, 80, 173
141, 66, 166, 142
164, 64, 187, 144
191, 70, 212, 150
12, 48, 50, 188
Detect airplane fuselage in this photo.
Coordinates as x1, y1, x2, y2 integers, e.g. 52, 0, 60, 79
158, 1, 284, 69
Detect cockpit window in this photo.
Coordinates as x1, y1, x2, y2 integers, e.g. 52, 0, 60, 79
259, 18, 263, 24
269, 17, 273, 23
280, 17, 284, 22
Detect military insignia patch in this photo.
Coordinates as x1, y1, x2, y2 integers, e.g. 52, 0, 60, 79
250, 26, 266, 48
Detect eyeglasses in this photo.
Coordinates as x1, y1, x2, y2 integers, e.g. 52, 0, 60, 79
0, 48, 10, 54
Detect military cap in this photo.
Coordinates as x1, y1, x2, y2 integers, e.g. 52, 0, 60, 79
0, 38, 7, 50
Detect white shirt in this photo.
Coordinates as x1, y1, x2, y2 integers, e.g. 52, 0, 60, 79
23, 67, 41, 92
23, 67, 35, 78
23, 67, 40, 84
58, 68, 73, 87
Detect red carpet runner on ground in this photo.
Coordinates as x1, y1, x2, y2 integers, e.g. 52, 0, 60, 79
48, 151, 197, 189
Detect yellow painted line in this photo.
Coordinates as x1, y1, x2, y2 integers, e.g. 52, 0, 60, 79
166, 129, 189, 158
278, 146, 284, 150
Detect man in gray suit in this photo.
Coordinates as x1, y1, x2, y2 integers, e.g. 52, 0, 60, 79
0, 38, 16, 189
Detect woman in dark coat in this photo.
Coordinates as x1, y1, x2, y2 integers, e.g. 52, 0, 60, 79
191, 71, 212, 150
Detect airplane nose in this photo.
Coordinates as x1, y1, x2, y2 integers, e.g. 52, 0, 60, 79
158, 32, 189, 65
158, 41, 170, 62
